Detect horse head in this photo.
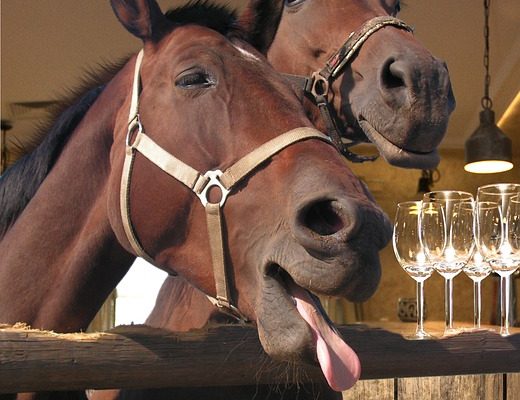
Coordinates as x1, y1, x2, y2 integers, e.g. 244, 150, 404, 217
107, 0, 391, 390
267, 0, 456, 169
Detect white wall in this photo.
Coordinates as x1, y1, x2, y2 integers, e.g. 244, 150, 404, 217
115, 258, 167, 326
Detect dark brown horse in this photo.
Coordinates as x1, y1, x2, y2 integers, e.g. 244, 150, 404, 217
0, 0, 392, 399
268, 0, 455, 169
92, 0, 455, 399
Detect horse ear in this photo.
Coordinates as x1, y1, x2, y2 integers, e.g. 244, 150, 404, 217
110, 0, 169, 42
237, 0, 284, 54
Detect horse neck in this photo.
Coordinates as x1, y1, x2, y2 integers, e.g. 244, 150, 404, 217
0, 75, 135, 332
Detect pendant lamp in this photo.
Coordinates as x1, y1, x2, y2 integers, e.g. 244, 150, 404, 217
464, 0, 513, 174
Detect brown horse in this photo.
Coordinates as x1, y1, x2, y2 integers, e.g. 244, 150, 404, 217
268, 0, 455, 169
0, 0, 392, 399
92, 0, 454, 399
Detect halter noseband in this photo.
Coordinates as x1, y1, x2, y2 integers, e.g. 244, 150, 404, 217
120, 50, 335, 322
286, 16, 414, 163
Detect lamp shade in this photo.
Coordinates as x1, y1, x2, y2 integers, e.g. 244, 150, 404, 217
464, 109, 513, 173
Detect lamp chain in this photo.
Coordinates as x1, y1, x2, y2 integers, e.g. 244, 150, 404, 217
481, 0, 492, 110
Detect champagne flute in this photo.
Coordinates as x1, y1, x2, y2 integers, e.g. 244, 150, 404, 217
393, 201, 434, 339
422, 191, 474, 335
477, 184, 520, 336
462, 250, 492, 330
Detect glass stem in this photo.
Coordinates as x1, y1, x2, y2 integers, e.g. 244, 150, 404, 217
445, 277, 454, 331
500, 274, 511, 336
473, 280, 481, 329
416, 280, 425, 335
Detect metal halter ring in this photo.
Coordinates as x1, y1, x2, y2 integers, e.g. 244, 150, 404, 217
310, 72, 330, 100
196, 170, 230, 207
126, 115, 143, 147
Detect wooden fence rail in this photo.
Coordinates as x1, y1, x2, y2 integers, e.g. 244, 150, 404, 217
0, 322, 519, 393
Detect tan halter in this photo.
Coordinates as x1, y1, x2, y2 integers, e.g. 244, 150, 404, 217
120, 50, 335, 321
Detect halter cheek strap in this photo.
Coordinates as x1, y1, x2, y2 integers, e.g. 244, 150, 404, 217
120, 50, 335, 321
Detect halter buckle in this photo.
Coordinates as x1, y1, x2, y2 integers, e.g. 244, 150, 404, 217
211, 296, 249, 323
196, 170, 230, 207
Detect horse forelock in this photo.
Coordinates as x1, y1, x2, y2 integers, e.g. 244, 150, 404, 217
0, 59, 129, 240
164, 0, 240, 37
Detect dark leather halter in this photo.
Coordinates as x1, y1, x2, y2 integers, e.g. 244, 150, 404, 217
285, 16, 414, 163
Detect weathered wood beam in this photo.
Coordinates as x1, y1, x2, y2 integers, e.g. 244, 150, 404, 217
0, 323, 519, 393
0, 324, 324, 393
348, 322, 520, 379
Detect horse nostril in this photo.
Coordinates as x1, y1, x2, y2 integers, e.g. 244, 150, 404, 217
302, 200, 345, 236
293, 197, 363, 254
381, 57, 406, 90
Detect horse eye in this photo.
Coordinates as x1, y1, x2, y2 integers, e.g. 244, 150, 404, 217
175, 70, 215, 90
285, 0, 305, 7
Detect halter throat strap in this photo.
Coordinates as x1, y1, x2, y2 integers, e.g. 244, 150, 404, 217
120, 50, 334, 322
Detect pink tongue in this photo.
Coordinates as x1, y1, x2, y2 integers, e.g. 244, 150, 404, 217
290, 283, 361, 392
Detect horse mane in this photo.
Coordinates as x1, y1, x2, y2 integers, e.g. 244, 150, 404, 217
0, 1, 242, 240
0, 60, 125, 240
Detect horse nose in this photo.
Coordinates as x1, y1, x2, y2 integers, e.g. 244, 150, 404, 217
378, 52, 455, 152
292, 196, 361, 256
380, 54, 453, 109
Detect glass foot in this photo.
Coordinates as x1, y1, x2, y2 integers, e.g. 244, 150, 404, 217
442, 327, 462, 337
460, 326, 496, 333
404, 330, 436, 340
499, 327, 511, 337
